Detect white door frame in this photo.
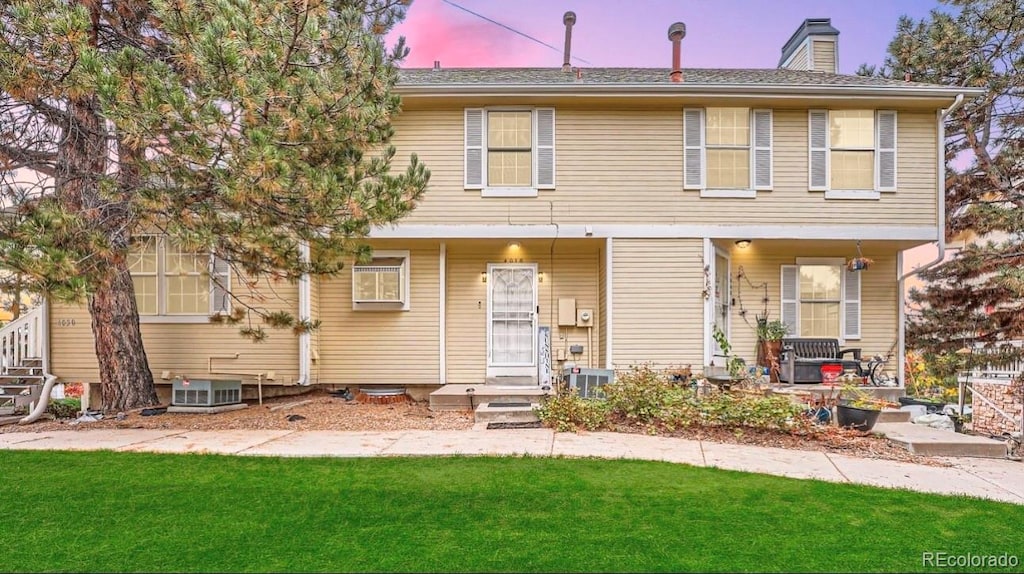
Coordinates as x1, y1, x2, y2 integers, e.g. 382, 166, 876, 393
711, 248, 731, 360
486, 262, 538, 378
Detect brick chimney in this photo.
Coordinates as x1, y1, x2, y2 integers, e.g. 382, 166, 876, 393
562, 11, 576, 72
668, 22, 686, 82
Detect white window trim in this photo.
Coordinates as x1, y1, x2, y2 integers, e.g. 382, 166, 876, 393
810, 109, 897, 200
472, 107, 555, 198
133, 236, 230, 323
481, 187, 539, 198
352, 249, 411, 311
700, 189, 757, 199
824, 190, 881, 200
691, 108, 771, 198
789, 257, 857, 343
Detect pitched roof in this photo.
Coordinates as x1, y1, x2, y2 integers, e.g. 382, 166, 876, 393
396, 67, 951, 89
395, 68, 984, 102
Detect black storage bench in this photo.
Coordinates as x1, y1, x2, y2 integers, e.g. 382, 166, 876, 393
779, 338, 862, 384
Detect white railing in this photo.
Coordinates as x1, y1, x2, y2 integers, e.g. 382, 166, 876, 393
0, 305, 44, 375
965, 341, 1024, 383
958, 340, 1024, 440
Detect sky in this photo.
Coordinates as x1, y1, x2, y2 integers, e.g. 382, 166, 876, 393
390, 0, 941, 72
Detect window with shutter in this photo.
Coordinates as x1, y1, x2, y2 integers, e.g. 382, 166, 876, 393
464, 108, 555, 197
686, 108, 772, 197
809, 109, 897, 198
781, 259, 860, 342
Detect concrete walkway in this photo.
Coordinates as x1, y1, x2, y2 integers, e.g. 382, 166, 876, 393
1, 428, 1021, 505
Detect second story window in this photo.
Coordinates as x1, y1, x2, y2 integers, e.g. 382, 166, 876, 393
809, 109, 897, 198
684, 107, 773, 198
487, 111, 532, 187
706, 107, 751, 189
464, 108, 555, 197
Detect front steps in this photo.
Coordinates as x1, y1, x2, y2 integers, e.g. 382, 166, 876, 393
875, 422, 1009, 458
429, 384, 547, 424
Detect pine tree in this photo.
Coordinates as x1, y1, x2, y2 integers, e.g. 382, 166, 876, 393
865, 0, 1024, 368
0, 0, 429, 410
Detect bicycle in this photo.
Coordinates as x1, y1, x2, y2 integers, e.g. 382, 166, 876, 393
864, 352, 899, 387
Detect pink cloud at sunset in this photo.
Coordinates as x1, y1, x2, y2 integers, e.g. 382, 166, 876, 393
389, 0, 939, 71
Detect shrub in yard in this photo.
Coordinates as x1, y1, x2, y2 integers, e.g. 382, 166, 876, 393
535, 392, 610, 432
602, 364, 689, 424
697, 392, 812, 432
47, 398, 81, 419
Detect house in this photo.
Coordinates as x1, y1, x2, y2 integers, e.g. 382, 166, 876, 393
1, 16, 981, 410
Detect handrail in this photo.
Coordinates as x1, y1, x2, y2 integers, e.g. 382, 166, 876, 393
0, 305, 44, 374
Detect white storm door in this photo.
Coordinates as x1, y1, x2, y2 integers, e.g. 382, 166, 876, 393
712, 250, 731, 357
487, 263, 538, 377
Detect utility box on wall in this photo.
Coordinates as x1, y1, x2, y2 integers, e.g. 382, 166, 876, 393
558, 298, 577, 326
576, 308, 594, 327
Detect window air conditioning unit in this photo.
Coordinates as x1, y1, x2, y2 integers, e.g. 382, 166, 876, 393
171, 379, 242, 407
561, 367, 614, 399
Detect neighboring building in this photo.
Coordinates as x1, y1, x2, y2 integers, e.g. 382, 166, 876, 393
4, 17, 980, 406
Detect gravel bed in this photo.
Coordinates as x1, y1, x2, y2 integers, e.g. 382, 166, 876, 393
2, 389, 945, 465
2, 389, 473, 433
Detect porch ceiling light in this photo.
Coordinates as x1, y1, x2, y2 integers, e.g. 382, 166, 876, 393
507, 241, 521, 249
735, 239, 752, 249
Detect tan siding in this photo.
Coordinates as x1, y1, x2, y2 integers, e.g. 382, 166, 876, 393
446, 239, 601, 384
49, 277, 300, 384
316, 240, 440, 385
391, 108, 937, 229
784, 42, 810, 71
611, 239, 704, 370
725, 243, 898, 368
811, 40, 836, 73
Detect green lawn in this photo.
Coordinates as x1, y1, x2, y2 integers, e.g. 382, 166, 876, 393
2, 451, 1019, 573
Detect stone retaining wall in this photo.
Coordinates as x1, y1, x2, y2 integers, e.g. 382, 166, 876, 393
971, 380, 1023, 436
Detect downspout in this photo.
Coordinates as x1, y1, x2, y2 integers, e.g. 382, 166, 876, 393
896, 92, 965, 386
298, 241, 311, 385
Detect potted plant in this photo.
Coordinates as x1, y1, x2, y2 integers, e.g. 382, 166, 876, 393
755, 315, 789, 384
846, 256, 874, 272
836, 385, 895, 431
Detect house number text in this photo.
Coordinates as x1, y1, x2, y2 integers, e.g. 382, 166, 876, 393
503, 258, 523, 263
57, 318, 77, 327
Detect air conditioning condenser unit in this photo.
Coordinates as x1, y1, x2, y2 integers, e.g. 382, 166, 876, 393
171, 379, 242, 407
561, 367, 614, 399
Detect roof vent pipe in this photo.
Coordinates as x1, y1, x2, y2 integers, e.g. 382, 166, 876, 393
562, 11, 576, 72
433, 60, 441, 71
668, 22, 686, 82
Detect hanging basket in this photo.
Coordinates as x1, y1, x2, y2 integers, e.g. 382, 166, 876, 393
846, 257, 874, 272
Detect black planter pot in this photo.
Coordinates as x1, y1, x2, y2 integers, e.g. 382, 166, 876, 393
836, 403, 881, 431
897, 396, 945, 414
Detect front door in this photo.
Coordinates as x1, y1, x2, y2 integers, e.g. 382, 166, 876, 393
487, 263, 538, 378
